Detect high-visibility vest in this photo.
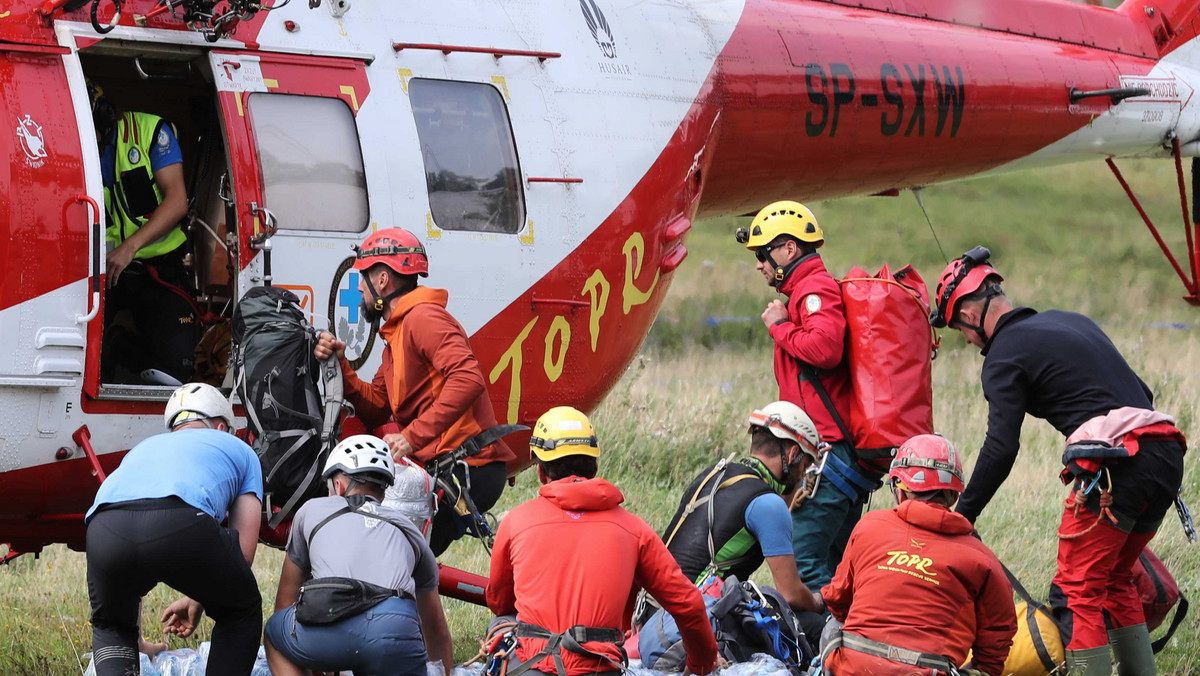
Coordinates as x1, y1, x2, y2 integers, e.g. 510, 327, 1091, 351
104, 111, 186, 260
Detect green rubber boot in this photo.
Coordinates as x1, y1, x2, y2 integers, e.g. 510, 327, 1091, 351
1066, 646, 1112, 676
1109, 624, 1157, 676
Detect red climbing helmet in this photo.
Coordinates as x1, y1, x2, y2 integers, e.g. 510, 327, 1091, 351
889, 434, 966, 493
930, 246, 1002, 328
353, 228, 428, 277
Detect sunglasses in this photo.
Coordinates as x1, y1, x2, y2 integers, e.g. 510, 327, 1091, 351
754, 241, 787, 263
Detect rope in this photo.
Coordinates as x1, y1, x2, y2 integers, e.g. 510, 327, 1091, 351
465, 621, 519, 668
912, 187, 948, 263
1059, 468, 1116, 540
788, 471, 817, 511
145, 264, 225, 325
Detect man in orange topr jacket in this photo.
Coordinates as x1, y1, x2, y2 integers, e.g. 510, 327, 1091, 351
487, 406, 718, 676
315, 227, 514, 555
820, 435, 1016, 676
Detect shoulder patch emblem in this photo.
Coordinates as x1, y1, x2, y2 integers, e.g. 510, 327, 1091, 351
127, 147, 141, 164
805, 294, 822, 314
157, 127, 171, 149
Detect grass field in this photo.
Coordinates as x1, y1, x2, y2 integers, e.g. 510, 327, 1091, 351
3, 159, 1199, 674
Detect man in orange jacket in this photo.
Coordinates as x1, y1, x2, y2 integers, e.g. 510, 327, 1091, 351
315, 228, 514, 555
820, 435, 1017, 676
487, 406, 718, 676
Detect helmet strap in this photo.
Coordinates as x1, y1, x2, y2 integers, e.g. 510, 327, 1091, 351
954, 286, 1001, 344
360, 270, 413, 323
769, 251, 817, 287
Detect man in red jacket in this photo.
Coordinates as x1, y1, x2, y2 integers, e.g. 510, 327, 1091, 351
737, 201, 884, 593
820, 435, 1017, 676
315, 228, 514, 555
487, 406, 718, 676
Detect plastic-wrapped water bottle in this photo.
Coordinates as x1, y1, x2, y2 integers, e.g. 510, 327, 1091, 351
83, 651, 156, 676
85, 641, 272, 675
251, 645, 272, 676
148, 646, 204, 676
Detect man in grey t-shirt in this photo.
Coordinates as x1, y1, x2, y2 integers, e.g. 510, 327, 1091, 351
265, 435, 455, 676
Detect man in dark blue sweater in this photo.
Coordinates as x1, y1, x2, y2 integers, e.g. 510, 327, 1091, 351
930, 247, 1186, 676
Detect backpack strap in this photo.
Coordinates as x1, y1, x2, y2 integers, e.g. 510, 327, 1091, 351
1151, 594, 1188, 654
662, 456, 733, 549
306, 497, 432, 577
799, 363, 854, 450
266, 428, 319, 528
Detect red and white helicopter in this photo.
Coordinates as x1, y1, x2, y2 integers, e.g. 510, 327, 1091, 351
3, 0, 1200, 601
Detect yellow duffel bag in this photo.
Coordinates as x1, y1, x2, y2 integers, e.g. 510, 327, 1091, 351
1002, 599, 1065, 676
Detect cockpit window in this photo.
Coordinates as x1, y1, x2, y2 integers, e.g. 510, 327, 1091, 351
409, 79, 526, 234
246, 93, 369, 233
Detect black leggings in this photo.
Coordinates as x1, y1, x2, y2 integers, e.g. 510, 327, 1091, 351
429, 460, 508, 556
86, 499, 261, 676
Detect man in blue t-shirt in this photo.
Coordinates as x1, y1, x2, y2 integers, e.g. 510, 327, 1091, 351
643, 402, 828, 647
86, 383, 263, 676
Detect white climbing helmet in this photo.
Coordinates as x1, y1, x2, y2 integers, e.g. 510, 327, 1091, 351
164, 382, 235, 430
323, 434, 396, 488
748, 401, 822, 461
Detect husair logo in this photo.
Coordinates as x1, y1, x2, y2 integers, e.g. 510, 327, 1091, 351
579, 0, 616, 59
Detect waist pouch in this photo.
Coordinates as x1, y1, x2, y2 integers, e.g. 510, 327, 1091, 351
295, 576, 410, 625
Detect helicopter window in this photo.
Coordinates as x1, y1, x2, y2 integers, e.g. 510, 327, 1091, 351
409, 79, 526, 234
246, 93, 369, 233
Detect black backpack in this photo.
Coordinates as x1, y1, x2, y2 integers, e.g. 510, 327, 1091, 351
638, 576, 813, 675
232, 286, 345, 527
710, 577, 813, 674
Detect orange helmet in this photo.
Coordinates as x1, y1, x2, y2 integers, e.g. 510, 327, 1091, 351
889, 434, 965, 493
930, 246, 1002, 328
353, 228, 428, 277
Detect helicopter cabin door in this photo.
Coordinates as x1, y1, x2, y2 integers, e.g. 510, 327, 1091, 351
0, 44, 94, 391
208, 51, 372, 351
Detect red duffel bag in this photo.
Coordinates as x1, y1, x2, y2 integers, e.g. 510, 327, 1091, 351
1133, 547, 1189, 652
840, 264, 939, 461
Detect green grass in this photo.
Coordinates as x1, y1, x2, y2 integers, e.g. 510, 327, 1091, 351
3, 159, 1199, 674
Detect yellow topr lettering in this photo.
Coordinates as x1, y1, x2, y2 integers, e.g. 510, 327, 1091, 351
488, 317, 538, 424
914, 557, 936, 576
622, 232, 659, 314
543, 315, 571, 383
883, 550, 938, 577
582, 269, 610, 352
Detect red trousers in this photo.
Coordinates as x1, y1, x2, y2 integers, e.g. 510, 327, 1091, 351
1051, 502, 1155, 650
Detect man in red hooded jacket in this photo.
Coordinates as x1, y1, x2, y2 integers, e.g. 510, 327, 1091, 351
737, 201, 885, 594
315, 228, 514, 555
487, 406, 718, 676
820, 435, 1016, 676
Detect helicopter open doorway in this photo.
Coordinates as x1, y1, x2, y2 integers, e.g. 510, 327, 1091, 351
79, 41, 237, 400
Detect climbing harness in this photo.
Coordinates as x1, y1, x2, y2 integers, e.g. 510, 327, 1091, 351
819, 447, 883, 502
423, 425, 526, 554
494, 622, 626, 676
821, 626, 963, 674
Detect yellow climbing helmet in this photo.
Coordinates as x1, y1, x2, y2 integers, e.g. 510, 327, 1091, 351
736, 200, 824, 250
530, 406, 600, 462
